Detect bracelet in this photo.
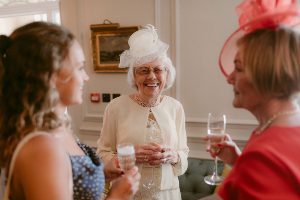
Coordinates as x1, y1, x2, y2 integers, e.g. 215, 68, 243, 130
103, 188, 110, 196
109, 153, 117, 161
103, 183, 111, 195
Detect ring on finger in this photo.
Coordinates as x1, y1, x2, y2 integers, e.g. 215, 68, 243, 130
144, 155, 148, 162
162, 158, 166, 164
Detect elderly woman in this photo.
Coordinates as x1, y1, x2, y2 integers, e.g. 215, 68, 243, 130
203, 0, 300, 200
97, 25, 189, 200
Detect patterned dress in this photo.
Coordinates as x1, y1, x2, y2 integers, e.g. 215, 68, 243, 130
134, 110, 163, 200
70, 142, 105, 200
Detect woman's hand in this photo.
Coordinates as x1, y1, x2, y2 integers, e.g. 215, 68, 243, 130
135, 143, 160, 164
107, 166, 141, 200
149, 143, 179, 166
103, 157, 124, 183
204, 134, 241, 165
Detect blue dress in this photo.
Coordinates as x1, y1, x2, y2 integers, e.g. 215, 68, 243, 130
70, 142, 105, 200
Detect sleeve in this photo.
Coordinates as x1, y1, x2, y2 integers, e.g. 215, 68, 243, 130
218, 150, 298, 200
96, 102, 117, 164
172, 103, 189, 176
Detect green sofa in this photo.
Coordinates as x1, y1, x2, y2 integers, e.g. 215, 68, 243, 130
178, 158, 225, 200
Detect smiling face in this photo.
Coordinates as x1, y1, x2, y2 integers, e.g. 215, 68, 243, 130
227, 51, 266, 111
134, 60, 168, 100
55, 40, 89, 106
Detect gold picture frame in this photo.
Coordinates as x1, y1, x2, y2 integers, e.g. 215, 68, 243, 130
90, 23, 140, 73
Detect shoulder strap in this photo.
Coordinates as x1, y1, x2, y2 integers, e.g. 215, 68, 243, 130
66, 153, 73, 195
3, 131, 73, 199
3, 132, 49, 200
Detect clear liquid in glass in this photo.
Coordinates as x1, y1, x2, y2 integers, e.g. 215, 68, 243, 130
208, 128, 225, 153
204, 113, 226, 186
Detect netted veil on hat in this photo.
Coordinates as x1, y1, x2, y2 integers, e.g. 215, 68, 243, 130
219, 0, 300, 77
119, 24, 169, 69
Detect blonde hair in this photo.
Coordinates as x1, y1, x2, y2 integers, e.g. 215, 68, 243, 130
0, 22, 75, 169
238, 25, 300, 99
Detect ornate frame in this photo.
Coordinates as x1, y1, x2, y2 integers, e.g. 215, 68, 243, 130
90, 23, 140, 73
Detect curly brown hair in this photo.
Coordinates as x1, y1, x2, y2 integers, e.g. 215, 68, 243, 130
0, 22, 75, 169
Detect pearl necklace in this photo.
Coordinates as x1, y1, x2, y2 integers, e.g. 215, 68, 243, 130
255, 108, 300, 134
135, 93, 160, 108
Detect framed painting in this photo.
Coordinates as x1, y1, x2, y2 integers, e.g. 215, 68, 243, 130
90, 23, 140, 73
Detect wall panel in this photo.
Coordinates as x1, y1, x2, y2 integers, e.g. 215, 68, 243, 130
61, 0, 257, 160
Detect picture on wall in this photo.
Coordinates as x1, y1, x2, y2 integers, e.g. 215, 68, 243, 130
90, 23, 140, 73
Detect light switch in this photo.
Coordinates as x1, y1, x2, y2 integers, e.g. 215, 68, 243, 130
113, 94, 121, 99
102, 93, 111, 102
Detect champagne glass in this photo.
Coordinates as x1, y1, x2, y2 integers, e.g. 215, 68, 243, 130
117, 143, 135, 200
204, 113, 226, 185
117, 143, 135, 172
147, 132, 163, 189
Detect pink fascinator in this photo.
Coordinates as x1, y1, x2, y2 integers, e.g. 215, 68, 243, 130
219, 0, 300, 77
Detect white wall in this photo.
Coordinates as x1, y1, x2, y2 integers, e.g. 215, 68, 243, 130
60, 0, 257, 160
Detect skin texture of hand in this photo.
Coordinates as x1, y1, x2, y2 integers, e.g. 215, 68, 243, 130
103, 157, 124, 183
204, 134, 242, 165
149, 144, 179, 166
106, 166, 141, 200
135, 143, 160, 164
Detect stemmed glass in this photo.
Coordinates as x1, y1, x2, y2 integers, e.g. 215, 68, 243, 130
204, 113, 226, 185
146, 133, 163, 189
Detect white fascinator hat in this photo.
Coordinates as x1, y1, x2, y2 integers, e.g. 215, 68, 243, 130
119, 24, 176, 91
119, 24, 169, 69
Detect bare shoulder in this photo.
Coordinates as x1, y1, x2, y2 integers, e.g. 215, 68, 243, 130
17, 133, 66, 162
15, 133, 69, 179
13, 133, 72, 199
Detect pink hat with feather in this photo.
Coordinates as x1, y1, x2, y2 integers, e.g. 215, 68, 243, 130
219, 0, 300, 77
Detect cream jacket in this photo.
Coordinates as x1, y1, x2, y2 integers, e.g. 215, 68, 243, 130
97, 95, 189, 190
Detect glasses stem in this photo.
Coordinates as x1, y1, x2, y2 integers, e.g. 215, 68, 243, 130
213, 156, 218, 176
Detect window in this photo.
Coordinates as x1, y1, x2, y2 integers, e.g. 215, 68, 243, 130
0, 0, 60, 35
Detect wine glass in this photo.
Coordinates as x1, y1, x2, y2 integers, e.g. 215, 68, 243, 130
204, 113, 226, 185
146, 133, 163, 189
117, 143, 135, 172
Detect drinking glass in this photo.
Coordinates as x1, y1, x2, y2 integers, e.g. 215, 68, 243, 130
204, 113, 226, 185
117, 143, 135, 172
117, 143, 135, 200
146, 133, 163, 189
